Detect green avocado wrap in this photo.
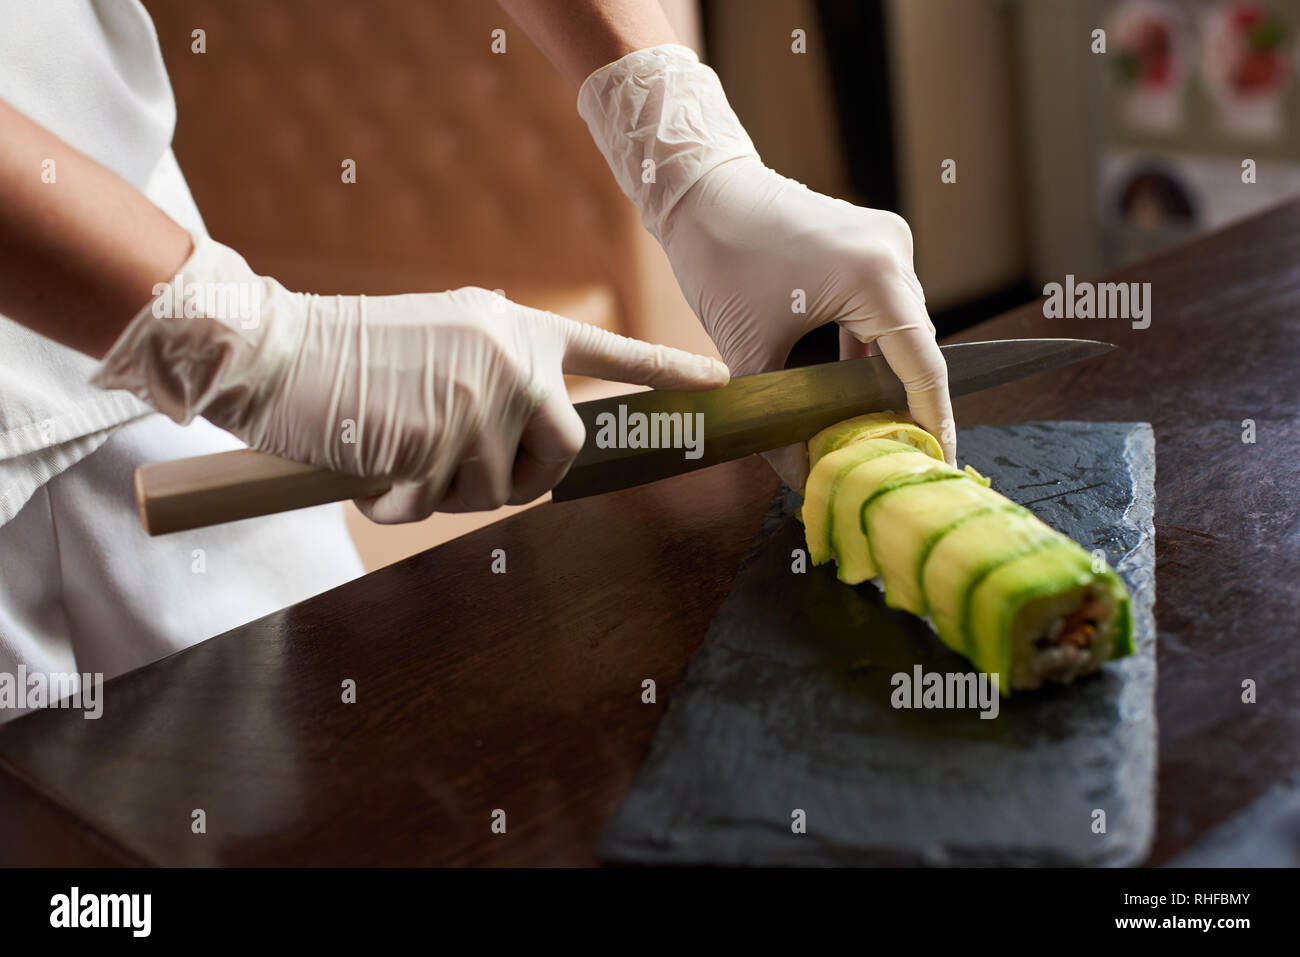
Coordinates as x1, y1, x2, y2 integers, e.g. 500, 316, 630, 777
801, 415, 1133, 695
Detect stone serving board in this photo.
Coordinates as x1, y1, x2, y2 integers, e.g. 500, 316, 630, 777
601, 422, 1157, 866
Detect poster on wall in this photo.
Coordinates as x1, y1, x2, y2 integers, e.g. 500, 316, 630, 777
1109, 0, 1191, 133
1100, 149, 1300, 264
1200, 1, 1291, 139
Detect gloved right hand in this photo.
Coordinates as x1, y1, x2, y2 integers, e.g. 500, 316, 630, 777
91, 233, 730, 523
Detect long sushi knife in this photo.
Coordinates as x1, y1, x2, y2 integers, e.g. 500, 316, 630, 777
133, 338, 1113, 534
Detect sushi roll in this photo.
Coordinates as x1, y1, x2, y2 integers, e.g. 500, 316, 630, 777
801, 411, 947, 568
801, 415, 1134, 694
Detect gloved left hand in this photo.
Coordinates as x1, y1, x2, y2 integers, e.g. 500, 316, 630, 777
577, 44, 956, 488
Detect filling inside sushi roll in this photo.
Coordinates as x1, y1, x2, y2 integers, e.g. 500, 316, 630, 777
966, 539, 1132, 695
1011, 586, 1123, 691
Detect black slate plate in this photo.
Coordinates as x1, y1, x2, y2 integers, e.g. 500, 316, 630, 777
601, 422, 1157, 866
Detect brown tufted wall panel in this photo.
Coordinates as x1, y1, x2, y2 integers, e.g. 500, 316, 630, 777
143, 0, 707, 342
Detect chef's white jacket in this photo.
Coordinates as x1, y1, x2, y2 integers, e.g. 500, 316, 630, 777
0, 0, 363, 719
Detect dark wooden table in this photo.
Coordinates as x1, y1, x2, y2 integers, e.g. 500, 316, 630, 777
2, 202, 1297, 866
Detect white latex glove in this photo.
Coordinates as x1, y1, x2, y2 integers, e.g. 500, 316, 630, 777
577, 44, 956, 487
91, 233, 730, 523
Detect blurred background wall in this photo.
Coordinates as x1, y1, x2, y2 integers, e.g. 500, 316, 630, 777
707, 0, 1300, 338
144, 0, 1300, 568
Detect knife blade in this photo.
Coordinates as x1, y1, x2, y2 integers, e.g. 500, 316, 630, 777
132, 338, 1113, 535
550, 338, 1114, 500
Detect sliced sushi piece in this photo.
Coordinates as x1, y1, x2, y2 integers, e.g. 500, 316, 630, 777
829, 451, 955, 584
807, 411, 944, 472
798, 411, 944, 528
967, 543, 1132, 694
863, 476, 1008, 615
803, 439, 917, 565
919, 507, 1060, 662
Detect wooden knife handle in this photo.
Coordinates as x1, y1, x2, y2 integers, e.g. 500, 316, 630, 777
133, 450, 391, 535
